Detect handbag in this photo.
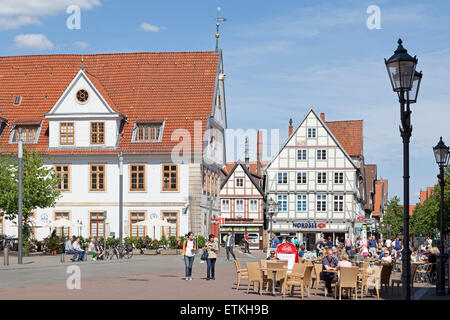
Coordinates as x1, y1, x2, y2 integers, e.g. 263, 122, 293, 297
201, 249, 208, 261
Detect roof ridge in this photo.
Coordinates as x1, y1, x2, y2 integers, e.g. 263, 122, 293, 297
0, 51, 218, 59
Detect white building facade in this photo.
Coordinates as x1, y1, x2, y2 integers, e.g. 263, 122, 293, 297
0, 51, 227, 240
264, 109, 365, 250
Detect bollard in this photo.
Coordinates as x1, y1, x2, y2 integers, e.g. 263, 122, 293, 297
4, 246, 9, 266
61, 251, 65, 263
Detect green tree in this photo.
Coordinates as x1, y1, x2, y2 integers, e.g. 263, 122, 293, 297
411, 165, 450, 237
0, 149, 61, 246
380, 196, 404, 238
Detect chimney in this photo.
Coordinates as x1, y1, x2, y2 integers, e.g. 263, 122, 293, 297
320, 113, 325, 121
288, 118, 293, 136
244, 136, 250, 169
257, 130, 263, 177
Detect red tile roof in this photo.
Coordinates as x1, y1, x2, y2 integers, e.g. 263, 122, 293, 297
225, 161, 269, 177
0, 52, 219, 155
326, 120, 363, 157
409, 205, 416, 216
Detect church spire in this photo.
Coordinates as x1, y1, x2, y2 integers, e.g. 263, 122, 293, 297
215, 7, 226, 53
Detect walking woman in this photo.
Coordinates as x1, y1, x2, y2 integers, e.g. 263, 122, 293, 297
205, 234, 219, 280
182, 232, 196, 280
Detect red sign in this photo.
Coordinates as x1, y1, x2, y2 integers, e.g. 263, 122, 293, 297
357, 216, 365, 222
318, 223, 326, 228
275, 243, 299, 263
219, 218, 225, 225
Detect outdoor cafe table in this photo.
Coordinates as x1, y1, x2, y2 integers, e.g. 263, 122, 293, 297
259, 261, 289, 296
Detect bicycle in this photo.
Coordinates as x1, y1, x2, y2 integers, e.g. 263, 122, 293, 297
105, 242, 134, 260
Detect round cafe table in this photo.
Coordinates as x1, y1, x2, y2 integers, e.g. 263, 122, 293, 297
259, 261, 288, 296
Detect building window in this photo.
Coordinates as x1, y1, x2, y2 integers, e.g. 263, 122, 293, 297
162, 164, 178, 191
13, 125, 39, 143
317, 172, 327, 184
297, 172, 307, 184
249, 199, 258, 212
316, 195, 327, 212
130, 212, 145, 238
317, 149, 327, 160
307, 128, 316, 138
236, 199, 244, 212
334, 195, 344, 212
297, 149, 307, 160
90, 212, 105, 237
277, 195, 288, 212
90, 164, 105, 191
76, 89, 89, 103
162, 212, 178, 237
221, 199, 230, 212
135, 123, 162, 142
55, 165, 70, 191
55, 212, 70, 237
130, 164, 146, 191
277, 172, 288, 184
90, 122, 105, 144
297, 195, 307, 212
235, 178, 244, 187
60, 122, 74, 145
13, 96, 22, 105
334, 172, 344, 184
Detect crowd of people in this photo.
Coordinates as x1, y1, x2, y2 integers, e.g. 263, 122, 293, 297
64, 237, 105, 262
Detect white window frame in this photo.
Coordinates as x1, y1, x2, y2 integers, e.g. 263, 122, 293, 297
235, 178, 244, 188
297, 172, 307, 184
277, 172, 288, 184
307, 128, 316, 138
235, 199, 244, 212
296, 195, 307, 212
334, 172, 344, 184
249, 199, 258, 212
333, 195, 344, 212
317, 172, 327, 184
221, 199, 230, 212
277, 195, 288, 212
316, 149, 327, 160
316, 195, 327, 212
297, 149, 307, 160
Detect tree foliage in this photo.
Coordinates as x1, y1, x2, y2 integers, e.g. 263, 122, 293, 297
411, 165, 450, 237
380, 196, 404, 238
0, 149, 61, 240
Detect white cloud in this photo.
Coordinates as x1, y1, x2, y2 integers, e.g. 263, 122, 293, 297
0, 0, 101, 29
140, 22, 160, 32
14, 34, 54, 50
74, 41, 90, 49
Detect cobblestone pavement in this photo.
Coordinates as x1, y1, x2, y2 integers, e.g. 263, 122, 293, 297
0, 250, 445, 300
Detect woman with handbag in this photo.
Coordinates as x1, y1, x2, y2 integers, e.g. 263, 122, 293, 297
204, 234, 219, 280
182, 232, 196, 280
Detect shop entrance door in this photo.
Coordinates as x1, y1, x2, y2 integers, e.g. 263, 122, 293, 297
303, 233, 316, 251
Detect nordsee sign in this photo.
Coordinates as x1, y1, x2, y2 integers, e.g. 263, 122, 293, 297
292, 222, 325, 228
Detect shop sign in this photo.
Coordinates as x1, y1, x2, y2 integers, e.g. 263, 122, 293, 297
233, 227, 245, 231
226, 218, 254, 222
246, 227, 260, 231
219, 227, 232, 231
292, 222, 326, 228
357, 216, 365, 222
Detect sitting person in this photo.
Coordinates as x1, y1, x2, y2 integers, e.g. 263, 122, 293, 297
88, 238, 98, 261
321, 248, 338, 297
348, 246, 357, 260
266, 250, 279, 260
361, 246, 369, 259
95, 237, 105, 260
64, 237, 80, 261
337, 253, 353, 297
298, 246, 306, 258
72, 237, 86, 261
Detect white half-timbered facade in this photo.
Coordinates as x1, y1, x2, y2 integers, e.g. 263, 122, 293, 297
264, 109, 365, 250
219, 162, 265, 249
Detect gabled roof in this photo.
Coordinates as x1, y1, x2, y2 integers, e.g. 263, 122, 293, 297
220, 161, 265, 196
264, 108, 358, 171
364, 164, 377, 210
0, 51, 220, 155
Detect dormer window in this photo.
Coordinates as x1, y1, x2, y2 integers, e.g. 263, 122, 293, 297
13, 96, 22, 105
90, 122, 105, 144
134, 123, 162, 142
12, 125, 39, 143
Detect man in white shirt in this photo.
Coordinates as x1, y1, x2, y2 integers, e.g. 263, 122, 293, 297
72, 238, 86, 261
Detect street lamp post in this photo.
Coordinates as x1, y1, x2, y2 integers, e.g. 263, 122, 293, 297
18, 129, 23, 265
433, 137, 449, 295
385, 39, 422, 300
118, 152, 123, 259
265, 197, 278, 250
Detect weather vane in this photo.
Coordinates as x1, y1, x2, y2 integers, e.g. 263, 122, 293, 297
215, 7, 227, 53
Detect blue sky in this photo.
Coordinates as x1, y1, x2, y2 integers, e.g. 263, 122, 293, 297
1, 0, 450, 204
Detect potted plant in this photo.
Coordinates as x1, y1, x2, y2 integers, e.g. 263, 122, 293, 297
147, 239, 159, 255
47, 237, 61, 254
160, 236, 178, 255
